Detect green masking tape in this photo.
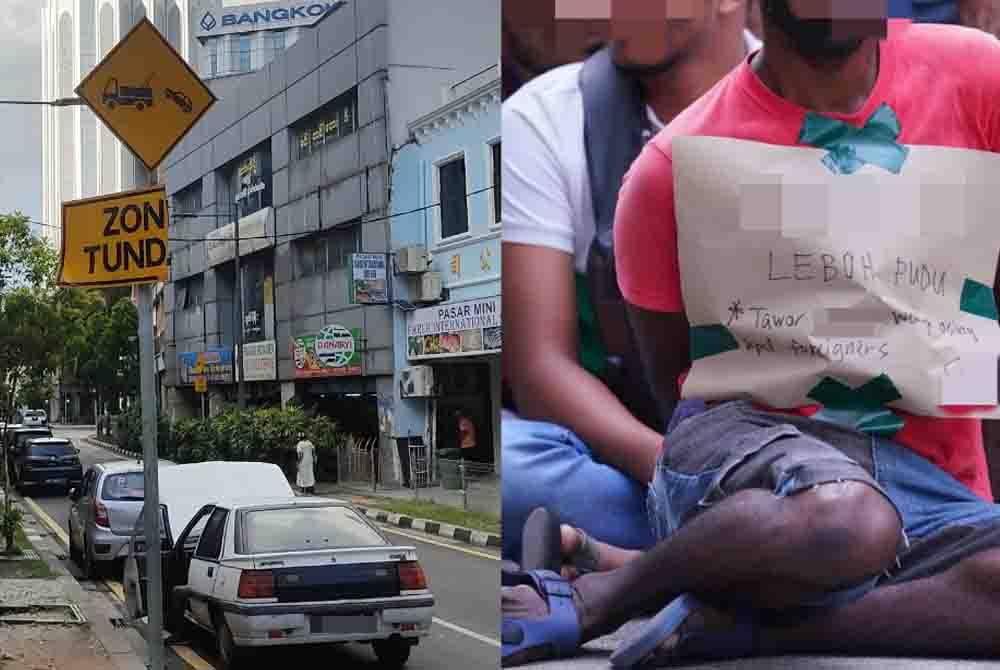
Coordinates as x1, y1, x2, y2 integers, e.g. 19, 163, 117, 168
808, 374, 904, 437
689, 324, 739, 361
960, 278, 999, 321
799, 102, 909, 175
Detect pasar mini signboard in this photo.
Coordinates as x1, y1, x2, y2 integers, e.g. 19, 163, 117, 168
75, 18, 216, 170
57, 186, 169, 288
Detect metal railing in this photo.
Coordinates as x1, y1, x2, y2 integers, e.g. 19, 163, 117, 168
338, 434, 379, 491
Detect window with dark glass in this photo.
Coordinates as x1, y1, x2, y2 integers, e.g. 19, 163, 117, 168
439, 156, 468, 239
492, 142, 501, 223
293, 238, 323, 279
294, 88, 358, 160
326, 225, 360, 270
195, 507, 229, 560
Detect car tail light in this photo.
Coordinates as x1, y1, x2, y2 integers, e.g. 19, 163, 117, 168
95, 501, 110, 528
398, 561, 427, 590
238, 570, 275, 599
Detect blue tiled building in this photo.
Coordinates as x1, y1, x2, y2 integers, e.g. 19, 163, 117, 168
388, 67, 501, 483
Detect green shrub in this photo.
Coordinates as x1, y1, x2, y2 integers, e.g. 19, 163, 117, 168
116, 402, 344, 480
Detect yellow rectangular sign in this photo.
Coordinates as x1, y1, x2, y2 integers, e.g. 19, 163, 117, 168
75, 18, 216, 170
57, 186, 169, 288
194, 376, 207, 393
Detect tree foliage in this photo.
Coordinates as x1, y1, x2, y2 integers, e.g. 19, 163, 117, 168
0, 213, 140, 419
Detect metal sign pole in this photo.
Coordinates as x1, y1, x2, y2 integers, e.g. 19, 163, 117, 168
137, 167, 164, 670
234, 199, 246, 409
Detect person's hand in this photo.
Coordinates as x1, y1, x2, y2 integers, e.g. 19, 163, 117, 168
960, 0, 1000, 38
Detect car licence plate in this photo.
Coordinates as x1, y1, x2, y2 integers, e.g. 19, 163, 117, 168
309, 615, 377, 635
45, 478, 67, 486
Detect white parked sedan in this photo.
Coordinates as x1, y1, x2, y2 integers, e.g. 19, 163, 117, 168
168, 497, 434, 669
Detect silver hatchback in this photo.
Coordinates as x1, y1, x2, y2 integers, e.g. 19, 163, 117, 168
68, 460, 173, 578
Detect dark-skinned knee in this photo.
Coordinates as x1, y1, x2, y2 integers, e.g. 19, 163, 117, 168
954, 548, 1000, 597
782, 481, 901, 586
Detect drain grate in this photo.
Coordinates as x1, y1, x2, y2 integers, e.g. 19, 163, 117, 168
53, 554, 66, 561
109, 617, 128, 629
0, 604, 86, 625
0, 550, 40, 561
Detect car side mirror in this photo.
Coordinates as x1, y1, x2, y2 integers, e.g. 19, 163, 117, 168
68, 488, 79, 500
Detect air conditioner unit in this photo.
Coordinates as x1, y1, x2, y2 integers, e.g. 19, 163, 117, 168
400, 366, 435, 397
397, 245, 429, 274
418, 272, 443, 302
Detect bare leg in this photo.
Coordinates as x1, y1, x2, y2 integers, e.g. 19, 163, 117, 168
510, 480, 901, 643
758, 547, 1000, 656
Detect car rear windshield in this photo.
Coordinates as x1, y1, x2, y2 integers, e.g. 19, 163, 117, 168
102, 473, 144, 501
28, 444, 74, 458
239, 506, 387, 554
15, 432, 50, 446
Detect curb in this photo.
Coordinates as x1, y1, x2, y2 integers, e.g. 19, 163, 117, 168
355, 506, 501, 549
83, 437, 143, 461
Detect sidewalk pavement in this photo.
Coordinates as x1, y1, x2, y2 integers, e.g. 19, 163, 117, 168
330, 476, 501, 518
1, 492, 146, 670
316, 482, 502, 549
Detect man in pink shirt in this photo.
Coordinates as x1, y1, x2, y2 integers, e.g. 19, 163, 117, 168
503, 2, 1000, 666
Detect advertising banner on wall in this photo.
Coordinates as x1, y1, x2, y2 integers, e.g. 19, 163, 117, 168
179, 347, 234, 385
351, 253, 388, 304
406, 295, 501, 360
292, 325, 363, 378
240, 340, 277, 381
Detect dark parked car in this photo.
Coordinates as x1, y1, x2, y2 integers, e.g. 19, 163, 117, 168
14, 437, 82, 494
4, 425, 53, 477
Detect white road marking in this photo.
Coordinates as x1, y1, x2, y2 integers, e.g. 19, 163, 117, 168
433, 617, 500, 647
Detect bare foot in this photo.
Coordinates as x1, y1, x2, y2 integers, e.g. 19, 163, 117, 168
559, 525, 642, 578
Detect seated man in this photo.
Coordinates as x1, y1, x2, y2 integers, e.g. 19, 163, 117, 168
503, 2, 1000, 666
501, 0, 760, 561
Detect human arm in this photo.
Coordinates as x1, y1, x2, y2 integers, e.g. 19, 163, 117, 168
959, 0, 1000, 37
504, 242, 663, 483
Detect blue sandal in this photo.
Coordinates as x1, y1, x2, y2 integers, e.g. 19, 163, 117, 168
502, 569, 582, 667
610, 593, 755, 668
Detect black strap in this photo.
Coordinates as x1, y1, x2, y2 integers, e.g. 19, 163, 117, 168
580, 47, 652, 259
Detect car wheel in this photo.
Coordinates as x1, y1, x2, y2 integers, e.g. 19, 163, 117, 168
216, 616, 244, 670
373, 638, 412, 667
81, 535, 99, 580
68, 519, 81, 565
136, 102, 144, 111
166, 595, 192, 639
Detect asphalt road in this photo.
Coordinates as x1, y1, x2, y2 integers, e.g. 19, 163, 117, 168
31, 425, 500, 670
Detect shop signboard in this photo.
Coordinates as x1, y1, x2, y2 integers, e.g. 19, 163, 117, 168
406, 295, 501, 360
292, 325, 362, 378
351, 253, 388, 304
239, 340, 277, 381
179, 347, 234, 385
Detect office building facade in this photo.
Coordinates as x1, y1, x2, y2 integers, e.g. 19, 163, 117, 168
161, 0, 499, 485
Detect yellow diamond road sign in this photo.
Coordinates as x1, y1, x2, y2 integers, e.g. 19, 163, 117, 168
57, 186, 168, 288
75, 18, 216, 170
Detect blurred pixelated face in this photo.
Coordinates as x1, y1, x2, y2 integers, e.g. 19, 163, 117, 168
555, 0, 714, 74
762, 0, 888, 65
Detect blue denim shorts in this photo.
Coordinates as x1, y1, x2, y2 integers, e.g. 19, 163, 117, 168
648, 400, 1000, 613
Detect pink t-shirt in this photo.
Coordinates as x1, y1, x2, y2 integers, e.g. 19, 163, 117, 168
615, 21, 1000, 501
